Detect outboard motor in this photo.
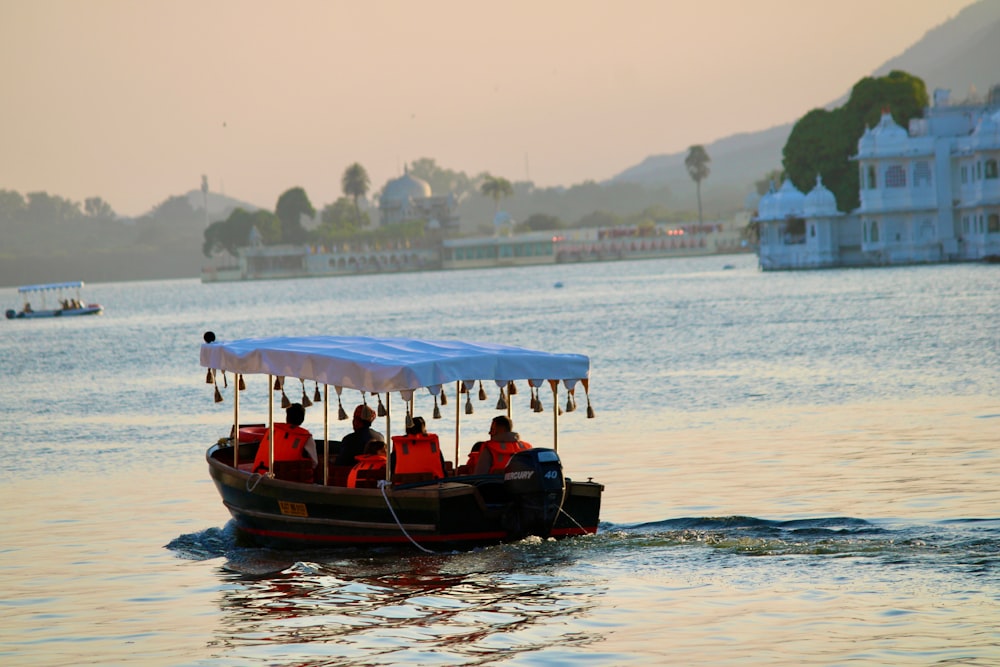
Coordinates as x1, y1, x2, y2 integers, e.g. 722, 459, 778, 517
503, 448, 566, 538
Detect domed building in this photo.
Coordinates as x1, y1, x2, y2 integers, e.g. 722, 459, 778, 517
755, 86, 1000, 270
378, 165, 459, 229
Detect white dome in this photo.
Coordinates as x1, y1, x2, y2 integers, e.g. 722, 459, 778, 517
869, 111, 908, 153
857, 126, 874, 154
756, 182, 777, 220
804, 175, 838, 216
772, 179, 805, 218
380, 169, 432, 205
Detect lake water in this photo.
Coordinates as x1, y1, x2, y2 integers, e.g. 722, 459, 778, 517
1, 254, 998, 666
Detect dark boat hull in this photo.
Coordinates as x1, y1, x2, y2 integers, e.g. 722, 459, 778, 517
207, 443, 603, 550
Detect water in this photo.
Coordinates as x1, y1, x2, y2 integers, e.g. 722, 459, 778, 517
1, 255, 998, 666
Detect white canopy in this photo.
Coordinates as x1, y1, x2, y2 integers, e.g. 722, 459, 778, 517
18, 281, 84, 293
200, 334, 590, 394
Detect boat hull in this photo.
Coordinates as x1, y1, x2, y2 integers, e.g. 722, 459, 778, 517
207, 443, 602, 550
6, 305, 103, 319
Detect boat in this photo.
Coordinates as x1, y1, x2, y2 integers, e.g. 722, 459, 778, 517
6, 281, 104, 319
200, 332, 604, 550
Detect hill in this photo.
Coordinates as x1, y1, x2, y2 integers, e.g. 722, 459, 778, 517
611, 0, 1000, 212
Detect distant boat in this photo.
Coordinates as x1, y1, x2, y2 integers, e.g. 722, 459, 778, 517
6, 281, 103, 319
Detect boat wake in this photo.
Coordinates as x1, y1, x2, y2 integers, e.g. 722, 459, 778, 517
166, 516, 1000, 569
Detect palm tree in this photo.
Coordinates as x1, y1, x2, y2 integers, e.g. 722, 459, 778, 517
341, 163, 370, 228
685, 145, 711, 224
480, 174, 513, 213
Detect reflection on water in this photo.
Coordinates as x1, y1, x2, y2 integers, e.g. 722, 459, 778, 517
2, 257, 999, 665
164, 513, 1000, 666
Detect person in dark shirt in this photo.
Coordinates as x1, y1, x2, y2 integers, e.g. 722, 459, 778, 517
334, 403, 385, 466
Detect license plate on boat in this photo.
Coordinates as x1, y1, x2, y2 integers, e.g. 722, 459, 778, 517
279, 501, 308, 517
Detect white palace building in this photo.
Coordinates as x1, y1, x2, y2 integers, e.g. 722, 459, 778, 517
754, 89, 1000, 270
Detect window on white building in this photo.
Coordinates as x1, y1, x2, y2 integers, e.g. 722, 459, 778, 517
961, 165, 968, 184
989, 214, 1000, 233
871, 221, 880, 243
986, 160, 998, 180
977, 162, 982, 180
913, 162, 932, 188
867, 165, 876, 189
885, 165, 906, 188
963, 216, 970, 234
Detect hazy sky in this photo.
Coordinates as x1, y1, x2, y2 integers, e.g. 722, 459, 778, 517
0, 0, 977, 216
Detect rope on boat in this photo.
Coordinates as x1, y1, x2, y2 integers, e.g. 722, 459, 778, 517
378, 480, 437, 554
559, 506, 587, 533
247, 473, 264, 492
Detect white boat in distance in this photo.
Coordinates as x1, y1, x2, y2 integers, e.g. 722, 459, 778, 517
6, 281, 104, 319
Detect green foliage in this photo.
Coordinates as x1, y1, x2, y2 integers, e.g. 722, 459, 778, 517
408, 158, 477, 199
202, 208, 281, 257
576, 210, 620, 228
341, 163, 371, 230
684, 145, 711, 183
783, 70, 929, 212
516, 213, 564, 232
479, 174, 514, 211
317, 197, 368, 240
755, 169, 785, 196
275, 187, 314, 244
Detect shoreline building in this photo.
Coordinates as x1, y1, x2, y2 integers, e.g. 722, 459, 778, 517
754, 89, 1000, 270
378, 167, 459, 230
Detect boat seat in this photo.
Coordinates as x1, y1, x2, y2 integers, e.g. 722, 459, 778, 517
269, 460, 316, 483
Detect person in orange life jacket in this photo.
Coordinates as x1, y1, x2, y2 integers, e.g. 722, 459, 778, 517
334, 403, 385, 466
347, 439, 387, 487
391, 415, 447, 475
473, 415, 532, 475
252, 402, 318, 474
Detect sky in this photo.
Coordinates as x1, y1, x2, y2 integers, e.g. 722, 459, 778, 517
0, 0, 979, 217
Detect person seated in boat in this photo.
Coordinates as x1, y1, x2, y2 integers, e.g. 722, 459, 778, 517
251, 402, 318, 475
23, 302, 32, 313
391, 415, 447, 478
473, 415, 532, 475
334, 403, 385, 466
347, 439, 388, 487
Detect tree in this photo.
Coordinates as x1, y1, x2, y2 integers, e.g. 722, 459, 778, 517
84, 196, 116, 220
518, 213, 563, 232
317, 196, 368, 239
684, 145, 711, 224
783, 70, 928, 212
341, 163, 370, 229
480, 174, 513, 213
203, 208, 280, 257
275, 187, 314, 244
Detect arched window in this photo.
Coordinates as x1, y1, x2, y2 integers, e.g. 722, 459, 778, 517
867, 165, 877, 189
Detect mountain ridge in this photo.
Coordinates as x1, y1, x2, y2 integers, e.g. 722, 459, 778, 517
611, 0, 1000, 210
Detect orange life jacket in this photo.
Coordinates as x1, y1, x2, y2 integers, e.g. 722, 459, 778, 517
391, 433, 445, 479
252, 423, 313, 474
347, 454, 387, 487
481, 438, 532, 474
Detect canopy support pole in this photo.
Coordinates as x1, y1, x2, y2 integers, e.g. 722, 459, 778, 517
232, 373, 240, 468
454, 381, 461, 468
323, 383, 329, 486
267, 374, 274, 478
385, 393, 392, 482
550, 380, 559, 453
